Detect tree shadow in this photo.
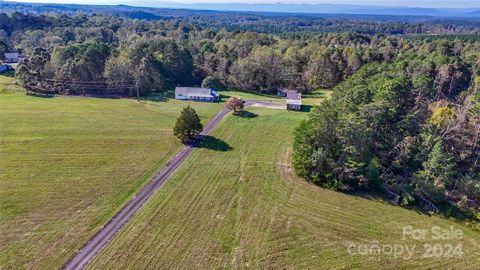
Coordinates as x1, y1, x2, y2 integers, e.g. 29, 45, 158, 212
191, 135, 233, 151
303, 91, 327, 99
144, 93, 170, 102
1, 70, 15, 77
26, 91, 54, 98
347, 190, 474, 221
300, 105, 313, 112
235, 110, 258, 118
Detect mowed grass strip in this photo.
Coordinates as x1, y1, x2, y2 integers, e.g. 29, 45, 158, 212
0, 80, 222, 269
90, 107, 480, 269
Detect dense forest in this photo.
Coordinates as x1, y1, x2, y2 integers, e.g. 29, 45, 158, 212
2, 12, 480, 97
1, 10, 479, 219
2, 1, 480, 35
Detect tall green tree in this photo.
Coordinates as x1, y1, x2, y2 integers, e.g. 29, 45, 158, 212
173, 106, 203, 144
415, 139, 456, 203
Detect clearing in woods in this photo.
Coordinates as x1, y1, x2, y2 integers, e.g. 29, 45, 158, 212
0, 76, 222, 269
89, 107, 480, 269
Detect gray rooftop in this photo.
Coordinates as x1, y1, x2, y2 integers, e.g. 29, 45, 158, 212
286, 91, 301, 100
175, 87, 216, 97
4, 53, 19, 58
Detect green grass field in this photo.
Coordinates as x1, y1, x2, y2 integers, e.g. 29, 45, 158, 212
1, 76, 479, 269
0, 77, 222, 269
0, 75, 22, 94
89, 108, 480, 269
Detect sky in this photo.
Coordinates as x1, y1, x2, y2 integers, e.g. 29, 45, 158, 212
5, 0, 480, 8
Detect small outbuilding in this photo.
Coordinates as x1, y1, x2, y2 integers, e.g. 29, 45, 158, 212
277, 88, 287, 97
286, 91, 302, 111
4, 53, 19, 63
0, 65, 13, 73
175, 87, 219, 102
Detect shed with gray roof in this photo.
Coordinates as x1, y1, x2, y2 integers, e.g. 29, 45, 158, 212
286, 91, 302, 111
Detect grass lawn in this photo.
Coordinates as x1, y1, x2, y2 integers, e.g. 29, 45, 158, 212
0, 76, 222, 269
90, 107, 480, 269
302, 89, 331, 106
0, 74, 22, 94
219, 90, 283, 102
219, 89, 331, 108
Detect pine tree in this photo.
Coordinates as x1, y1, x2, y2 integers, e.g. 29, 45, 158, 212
415, 139, 455, 202
173, 106, 203, 144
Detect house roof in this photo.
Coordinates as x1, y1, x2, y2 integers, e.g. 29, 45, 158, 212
286, 91, 301, 100
175, 87, 217, 97
286, 91, 302, 105
4, 53, 19, 58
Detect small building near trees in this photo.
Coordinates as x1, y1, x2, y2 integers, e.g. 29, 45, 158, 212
286, 91, 302, 111
175, 87, 220, 102
4, 53, 20, 63
0, 65, 13, 73
277, 88, 287, 97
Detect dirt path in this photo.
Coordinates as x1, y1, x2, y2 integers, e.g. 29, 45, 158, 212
62, 106, 231, 270
245, 100, 286, 110
63, 100, 283, 270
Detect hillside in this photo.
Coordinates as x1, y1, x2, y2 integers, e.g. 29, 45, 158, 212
1, 73, 479, 268
89, 107, 480, 269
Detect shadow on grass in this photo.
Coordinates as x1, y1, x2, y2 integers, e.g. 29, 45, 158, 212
347, 190, 475, 221
26, 91, 54, 98
235, 110, 258, 118
144, 93, 170, 102
303, 89, 329, 99
191, 135, 233, 152
0, 70, 15, 77
300, 105, 313, 113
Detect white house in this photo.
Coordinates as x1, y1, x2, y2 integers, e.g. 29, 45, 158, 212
286, 91, 302, 111
175, 87, 219, 102
4, 53, 19, 63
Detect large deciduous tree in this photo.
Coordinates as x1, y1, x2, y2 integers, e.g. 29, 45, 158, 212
225, 97, 245, 114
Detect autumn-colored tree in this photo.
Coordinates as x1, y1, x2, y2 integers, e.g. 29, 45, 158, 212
225, 97, 245, 114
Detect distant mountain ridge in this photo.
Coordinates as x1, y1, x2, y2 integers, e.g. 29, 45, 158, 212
126, 1, 480, 18
1, 0, 480, 19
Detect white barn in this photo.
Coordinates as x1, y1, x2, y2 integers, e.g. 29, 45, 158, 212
175, 87, 219, 102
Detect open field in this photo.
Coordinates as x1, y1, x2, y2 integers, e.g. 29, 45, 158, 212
1, 75, 478, 269
90, 107, 480, 269
0, 76, 222, 269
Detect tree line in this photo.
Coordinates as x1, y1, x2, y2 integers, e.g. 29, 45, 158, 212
3, 13, 479, 97
293, 49, 480, 219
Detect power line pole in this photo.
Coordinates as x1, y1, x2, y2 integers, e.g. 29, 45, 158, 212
135, 81, 140, 102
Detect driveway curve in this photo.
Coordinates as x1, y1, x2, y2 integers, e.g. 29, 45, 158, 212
62, 106, 231, 270
63, 100, 284, 270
